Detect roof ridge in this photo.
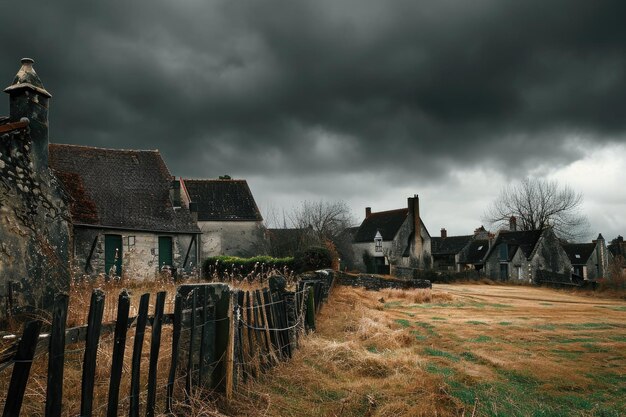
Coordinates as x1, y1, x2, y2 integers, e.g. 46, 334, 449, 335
183, 178, 247, 182
49, 143, 160, 153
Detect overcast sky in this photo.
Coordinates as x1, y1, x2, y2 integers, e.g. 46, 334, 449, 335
1, 0, 624, 241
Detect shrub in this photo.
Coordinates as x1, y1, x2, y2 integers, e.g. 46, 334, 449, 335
202, 255, 294, 278
293, 246, 332, 273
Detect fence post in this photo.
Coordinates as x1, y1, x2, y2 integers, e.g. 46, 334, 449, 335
106, 289, 131, 417
2, 320, 42, 417
146, 291, 166, 417
306, 286, 316, 331
186, 289, 197, 400
45, 293, 69, 417
129, 293, 150, 417
80, 288, 105, 417
224, 291, 235, 401
166, 293, 183, 413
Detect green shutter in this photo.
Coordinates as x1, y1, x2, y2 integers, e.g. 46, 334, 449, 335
159, 236, 173, 269
105, 235, 123, 276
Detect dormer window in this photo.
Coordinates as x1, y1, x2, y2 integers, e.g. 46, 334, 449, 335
575, 254, 581, 259
374, 231, 383, 252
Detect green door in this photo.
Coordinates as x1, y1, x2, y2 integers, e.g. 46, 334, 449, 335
159, 236, 173, 269
105, 234, 123, 276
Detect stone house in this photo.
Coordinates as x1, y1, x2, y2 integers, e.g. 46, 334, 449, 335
0, 58, 71, 317
49, 145, 201, 278
352, 195, 432, 274
483, 218, 571, 282
561, 234, 609, 281
182, 178, 266, 260
431, 229, 473, 272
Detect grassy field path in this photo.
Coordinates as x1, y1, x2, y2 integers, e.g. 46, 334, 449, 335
231, 284, 626, 417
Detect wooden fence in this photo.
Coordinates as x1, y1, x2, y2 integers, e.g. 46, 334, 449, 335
0, 273, 333, 416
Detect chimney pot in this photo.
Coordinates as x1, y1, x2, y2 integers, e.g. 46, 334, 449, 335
365, 207, 371, 218
441, 228, 447, 238
509, 216, 517, 231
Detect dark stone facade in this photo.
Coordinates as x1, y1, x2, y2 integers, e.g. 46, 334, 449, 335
0, 121, 70, 318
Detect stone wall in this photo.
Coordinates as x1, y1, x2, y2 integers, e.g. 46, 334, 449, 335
0, 122, 70, 317
336, 272, 431, 291
73, 227, 198, 279
198, 220, 266, 259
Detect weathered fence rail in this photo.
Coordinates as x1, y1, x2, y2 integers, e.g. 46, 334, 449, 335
0, 272, 334, 416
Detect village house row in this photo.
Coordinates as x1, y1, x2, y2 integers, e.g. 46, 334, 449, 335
1, 59, 624, 318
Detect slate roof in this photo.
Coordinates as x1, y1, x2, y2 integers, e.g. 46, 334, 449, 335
182, 179, 263, 222
48, 144, 200, 233
486, 229, 544, 261
462, 239, 490, 264
431, 235, 473, 255
354, 208, 409, 242
562, 243, 596, 265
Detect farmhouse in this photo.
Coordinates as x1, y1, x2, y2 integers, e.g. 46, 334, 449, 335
182, 178, 265, 259
431, 229, 473, 272
561, 234, 609, 281
352, 195, 432, 274
0, 58, 71, 317
49, 145, 201, 278
483, 218, 571, 282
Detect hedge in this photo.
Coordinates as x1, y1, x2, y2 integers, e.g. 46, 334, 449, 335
203, 255, 294, 278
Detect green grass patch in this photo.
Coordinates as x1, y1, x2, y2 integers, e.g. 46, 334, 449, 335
366, 345, 379, 353
466, 320, 487, 325
395, 318, 411, 328
488, 303, 513, 308
383, 301, 403, 309
410, 330, 428, 341
423, 347, 460, 362
498, 321, 512, 326
551, 349, 584, 359
598, 305, 626, 311
534, 323, 557, 330
460, 351, 479, 362
556, 337, 598, 344
582, 343, 610, 353
468, 335, 492, 343
609, 335, 626, 342
539, 302, 553, 306
425, 363, 455, 377
562, 322, 615, 330
431, 317, 447, 321
498, 369, 541, 386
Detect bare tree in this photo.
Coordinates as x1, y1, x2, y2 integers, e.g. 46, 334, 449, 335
484, 178, 590, 241
289, 200, 355, 243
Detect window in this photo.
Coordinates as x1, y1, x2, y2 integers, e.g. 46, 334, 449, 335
375, 238, 383, 252
499, 244, 508, 261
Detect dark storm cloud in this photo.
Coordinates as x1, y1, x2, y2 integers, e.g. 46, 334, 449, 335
1, 0, 625, 183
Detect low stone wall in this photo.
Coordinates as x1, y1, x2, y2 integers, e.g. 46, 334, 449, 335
391, 266, 419, 280
336, 272, 431, 291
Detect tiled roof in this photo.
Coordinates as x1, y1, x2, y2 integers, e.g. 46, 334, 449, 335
487, 229, 544, 261
431, 235, 473, 255
562, 243, 596, 265
49, 144, 200, 233
354, 208, 408, 242
462, 239, 490, 264
182, 179, 262, 222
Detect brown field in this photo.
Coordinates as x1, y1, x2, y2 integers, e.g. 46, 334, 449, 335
229, 284, 626, 417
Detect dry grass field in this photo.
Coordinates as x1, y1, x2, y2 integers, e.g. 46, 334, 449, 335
230, 284, 626, 417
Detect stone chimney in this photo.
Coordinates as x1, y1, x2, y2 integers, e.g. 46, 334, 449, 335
188, 201, 198, 222
170, 178, 181, 207
595, 233, 607, 278
4, 58, 52, 172
408, 194, 422, 260
365, 207, 372, 218
441, 228, 447, 238
509, 216, 517, 231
